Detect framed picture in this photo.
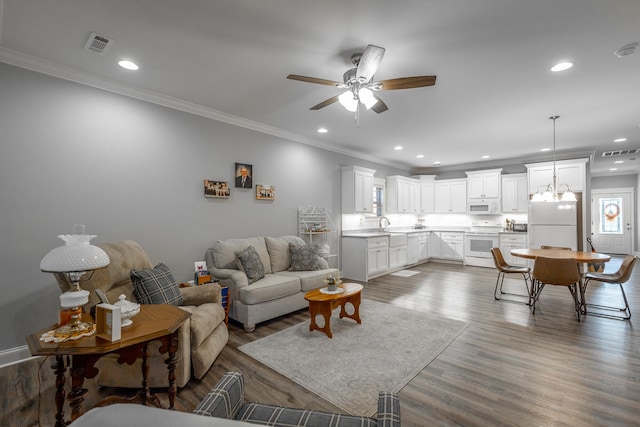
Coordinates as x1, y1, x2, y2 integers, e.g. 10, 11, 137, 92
256, 184, 276, 200
235, 163, 253, 188
204, 179, 230, 198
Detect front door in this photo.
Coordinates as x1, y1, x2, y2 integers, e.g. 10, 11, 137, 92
591, 188, 633, 254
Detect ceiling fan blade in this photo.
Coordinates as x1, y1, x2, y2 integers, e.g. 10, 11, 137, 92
371, 96, 388, 114
310, 95, 340, 110
287, 74, 342, 87
378, 75, 437, 90
356, 45, 385, 82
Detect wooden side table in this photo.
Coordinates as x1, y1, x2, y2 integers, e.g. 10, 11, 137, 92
26, 304, 190, 427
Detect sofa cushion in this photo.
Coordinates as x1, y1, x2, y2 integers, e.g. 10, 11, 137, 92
289, 243, 322, 271
239, 274, 300, 305
131, 263, 184, 306
265, 235, 307, 272
212, 237, 272, 274
276, 268, 339, 292
234, 245, 265, 284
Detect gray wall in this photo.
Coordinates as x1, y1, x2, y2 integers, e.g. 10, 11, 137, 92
0, 63, 407, 351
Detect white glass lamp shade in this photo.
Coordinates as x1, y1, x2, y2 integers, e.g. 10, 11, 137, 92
358, 87, 378, 110
338, 90, 358, 112
531, 192, 544, 202
40, 233, 110, 272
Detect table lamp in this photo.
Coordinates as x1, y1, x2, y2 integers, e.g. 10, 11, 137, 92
40, 225, 110, 337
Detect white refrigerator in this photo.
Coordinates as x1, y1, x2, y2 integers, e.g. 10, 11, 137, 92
528, 201, 578, 250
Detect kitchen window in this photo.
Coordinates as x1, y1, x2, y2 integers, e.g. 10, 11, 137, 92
372, 181, 385, 216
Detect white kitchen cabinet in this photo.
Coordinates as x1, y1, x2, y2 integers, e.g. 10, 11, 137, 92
413, 175, 436, 213
502, 173, 529, 213
417, 232, 428, 260
466, 169, 502, 199
341, 166, 375, 214
440, 232, 464, 260
434, 179, 467, 213
389, 233, 408, 268
341, 235, 389, 282
386, 175, 421, 214
407, 234, 420, 264
427, 231, 442, 258
499, 233, 528, 267
526, 158, 588, 194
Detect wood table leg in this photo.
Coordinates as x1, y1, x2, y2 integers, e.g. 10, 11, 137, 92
53, 355, 66, 427
166, 331, 179, 409
69, 355, 88, 422
308, 300, 333, 338
338, 293, 362, 324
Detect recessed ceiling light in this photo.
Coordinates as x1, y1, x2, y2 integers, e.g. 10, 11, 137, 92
317, 127, 328, 133
614, 138, 627, 143
540, 148, 551, 152
433, 161, 441, 165
551, 62, 573, 72
118, 60, 139, 70
481, 155, 490, 159
416, 154, 424, 158
614, 160, 624, 164
394, 146, 403, 150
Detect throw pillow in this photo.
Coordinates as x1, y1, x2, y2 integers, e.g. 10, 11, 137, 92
234, 245, 265, 284
288, 243, 322, 271
130, 263, 184, 306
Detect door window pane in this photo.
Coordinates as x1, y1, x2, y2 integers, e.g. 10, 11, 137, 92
599, 197, 622, 234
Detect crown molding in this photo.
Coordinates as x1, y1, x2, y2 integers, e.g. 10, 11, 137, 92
0, 47, 408, 171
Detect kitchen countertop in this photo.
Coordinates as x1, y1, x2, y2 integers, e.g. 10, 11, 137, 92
343, 227, 469, 238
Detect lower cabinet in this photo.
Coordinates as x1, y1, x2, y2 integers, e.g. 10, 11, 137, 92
342, 236, 389, 282
388, 233, 408, 269
407, 234, 420, 265
499, 233, 528, 267
427, 231, 464, 261
417, 232, 428, 260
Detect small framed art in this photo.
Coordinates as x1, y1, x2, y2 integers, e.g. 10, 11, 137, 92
235, 163, 253, 188
204, 179, 230, 198
256, 185, 275, 200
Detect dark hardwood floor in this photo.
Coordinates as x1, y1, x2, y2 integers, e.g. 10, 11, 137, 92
10, 259, 640, 426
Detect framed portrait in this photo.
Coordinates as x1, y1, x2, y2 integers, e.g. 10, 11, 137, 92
256, 184, 276, 200
204, 179, 230, 198
235, 163, 253, 188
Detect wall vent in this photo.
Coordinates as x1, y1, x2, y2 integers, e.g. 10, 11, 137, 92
602, 149, 640, 158
83, 32, 113, 55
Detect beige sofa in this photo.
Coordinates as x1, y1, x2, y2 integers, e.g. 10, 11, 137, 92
206, 236, 339, 332
53, 240, 228, 388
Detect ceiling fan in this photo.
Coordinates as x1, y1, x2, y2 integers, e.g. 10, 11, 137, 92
287, 45, 436, 115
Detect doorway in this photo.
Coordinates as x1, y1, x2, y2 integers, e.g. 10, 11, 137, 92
591, 188, 634, 254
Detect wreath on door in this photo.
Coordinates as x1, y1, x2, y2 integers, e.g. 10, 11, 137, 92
603, 203, 620, 221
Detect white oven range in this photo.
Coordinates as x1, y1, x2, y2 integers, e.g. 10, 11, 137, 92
464, 226, 501, 268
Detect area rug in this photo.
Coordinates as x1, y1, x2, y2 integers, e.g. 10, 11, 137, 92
238, 299, 468, 416
389, 269, 420, 277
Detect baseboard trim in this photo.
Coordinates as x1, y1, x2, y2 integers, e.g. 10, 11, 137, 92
0, 346, 38, 368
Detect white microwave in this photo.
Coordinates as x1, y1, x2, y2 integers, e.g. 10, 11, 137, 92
468, 199, 500, 214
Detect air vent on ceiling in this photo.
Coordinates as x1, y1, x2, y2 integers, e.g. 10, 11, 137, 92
602, 149, 640, 157
83, 32, 113, 55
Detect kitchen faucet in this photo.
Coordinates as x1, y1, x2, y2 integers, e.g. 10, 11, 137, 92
379, 216, 391, 231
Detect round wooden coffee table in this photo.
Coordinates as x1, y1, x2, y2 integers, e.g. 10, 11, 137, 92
304, 282, 363, 338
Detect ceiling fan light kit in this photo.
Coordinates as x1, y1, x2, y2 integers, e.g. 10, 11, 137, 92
287, 44, 437, 119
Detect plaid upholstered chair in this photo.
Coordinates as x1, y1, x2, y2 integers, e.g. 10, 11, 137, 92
194, 372, 401, 427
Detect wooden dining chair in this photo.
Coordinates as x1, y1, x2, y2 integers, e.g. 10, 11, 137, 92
490, 247, 531, 305
582, 254, 636, 320
540, 246, 572, 250
531, 256, 582, 321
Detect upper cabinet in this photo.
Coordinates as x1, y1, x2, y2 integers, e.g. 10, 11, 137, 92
386, 175, 421, 214
342, 166, 375, 214
466, 169, 502, 199
526, 158, 588, 194
502, 173, 528, 213
434, 179, 467, 213
413, 175, 436, 214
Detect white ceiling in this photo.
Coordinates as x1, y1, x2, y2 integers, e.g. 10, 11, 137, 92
1, 0, 639, 176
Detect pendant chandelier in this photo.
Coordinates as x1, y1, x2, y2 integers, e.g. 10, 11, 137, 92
531, 116, 577, 202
